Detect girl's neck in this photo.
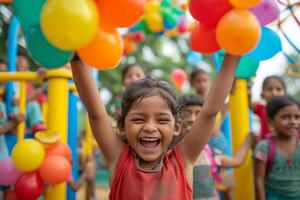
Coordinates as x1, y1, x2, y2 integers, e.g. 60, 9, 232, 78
276, 134, 296, 142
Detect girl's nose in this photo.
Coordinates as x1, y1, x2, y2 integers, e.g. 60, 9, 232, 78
143, 123, 157, 132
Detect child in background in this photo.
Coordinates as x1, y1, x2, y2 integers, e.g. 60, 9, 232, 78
190, 68, 230, 156
113, 64, 146, 115
252, 76, 286, 139
180, 94, 256, 200
190, 68, 211, 98
14, 53, 47, 133
254, 95, 300, 200
71, 54, 240, 199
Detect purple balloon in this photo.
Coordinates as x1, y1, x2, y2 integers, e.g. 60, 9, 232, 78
0, 158, 23, 186
249, 0, 280, 26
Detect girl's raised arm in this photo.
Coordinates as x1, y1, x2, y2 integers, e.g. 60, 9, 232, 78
71, 61, 123, 168
180, 54, 240, 164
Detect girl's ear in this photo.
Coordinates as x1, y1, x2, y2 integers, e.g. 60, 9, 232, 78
174, 122, 181, 136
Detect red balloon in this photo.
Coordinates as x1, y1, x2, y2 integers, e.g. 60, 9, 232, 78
14, 172, 44, 200
189, 0, 232, 27
95, 0, 146, 28
45, 142, 72, 161
190, 24, 220, 54
171, 69, 187, 89
39, 155, 71, 185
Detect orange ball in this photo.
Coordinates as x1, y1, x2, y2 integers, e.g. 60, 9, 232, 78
45, 142, 72, 161
39, 155, 71, 185
77, 26, 123, 70
216, 9, 261, 55
95, 0, 146, 28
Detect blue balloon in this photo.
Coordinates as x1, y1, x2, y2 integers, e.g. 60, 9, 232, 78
187, 51, 202, 66
246, 27, 282, 61
24, 26, 74, 69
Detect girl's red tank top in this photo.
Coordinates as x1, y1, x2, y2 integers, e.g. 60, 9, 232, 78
109, 144, 192, 200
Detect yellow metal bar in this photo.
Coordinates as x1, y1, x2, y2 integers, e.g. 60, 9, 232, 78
85, 115, 93, 157
45, 69, 70, 200
17, 81, 26, 142
0, 70, 72, 82
229, 79, 254, 200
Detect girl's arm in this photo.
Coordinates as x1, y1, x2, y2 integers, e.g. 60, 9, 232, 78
254, 159, 266, 200
215, 134, 255, 168
70, 61, 123, 168
180, 54, 240, 165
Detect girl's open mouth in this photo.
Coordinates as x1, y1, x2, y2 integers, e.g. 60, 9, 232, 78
139, 138, 160, 149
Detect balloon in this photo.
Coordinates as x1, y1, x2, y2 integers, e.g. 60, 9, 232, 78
13, 0, 45, 26
95, 0, 146, 28
216, 9, 261, 55
189, 0, 232, 27
14, 172, 44, 200
171, 69, 187, 89
12, 139, 45, 172
39, 155, 71, 185
45, 142, 72, 161
41, 0, 99, 50
187, 51, 203, 66
161, 0, 172, 7
0, 158, 23, 186
124, 38, 137, 55
246, 27, 281, 61
162, 9, 179, 30
77, 26, 123, 70
190, 24, 220, 54
249, 0, 279, 25
146, 0, 160, 13
229, 0, 261, 8
25, 26, 74, 69
235, 56, 260, 78
215, 50, 260, 78
145, 13, 164, 32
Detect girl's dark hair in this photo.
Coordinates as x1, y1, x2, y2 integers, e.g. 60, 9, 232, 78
121, 64, 146, 83
117, 76, 181, 129
190, 68, 208, 82
179, 94, 204, 108
262, 75, 286, 92
266, 95, 300, 119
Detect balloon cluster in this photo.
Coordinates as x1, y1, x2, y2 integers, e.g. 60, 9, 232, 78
0, 139, 72, 200
13, 0, 146, 70
130, 0, 186, 35
189, 0, 282, 60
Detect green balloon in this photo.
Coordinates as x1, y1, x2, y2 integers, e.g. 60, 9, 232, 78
215, 50, 260, 79
25, 26, 74, 69
172, 7, 183, 16
13, 0, 46, 26
236, 57, 260, 79
161, 0, 172, 7
161, 9, 179, 29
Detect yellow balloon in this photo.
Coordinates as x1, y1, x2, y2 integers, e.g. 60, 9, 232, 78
12, 139, 45, 172
145, 13, 163, 32
146, 0, 160, 13
229, 0, 261, 8
41, 0, 99, 51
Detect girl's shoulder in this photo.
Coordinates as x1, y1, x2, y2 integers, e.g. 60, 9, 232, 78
253, 139, 269, 162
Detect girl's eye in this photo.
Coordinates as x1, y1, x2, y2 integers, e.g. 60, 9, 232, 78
158, 118, 171, 124
131, 118, 144, 123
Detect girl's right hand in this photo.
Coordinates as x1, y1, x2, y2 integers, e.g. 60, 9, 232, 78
245, 132, 258, 148
10, 113, 27, 123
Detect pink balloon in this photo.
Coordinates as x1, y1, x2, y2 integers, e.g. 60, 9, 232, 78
0, 158, 23, 186
249, 0, 279, 25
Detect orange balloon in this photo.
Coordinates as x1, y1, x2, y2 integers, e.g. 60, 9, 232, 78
77, 26, 124, 70
229, 0, 261, 8
216, 9, 261, 55
123, 38, 137, 55
95, 0, 146, 28
45, 142, 72, 161
39, 155, 71, 185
